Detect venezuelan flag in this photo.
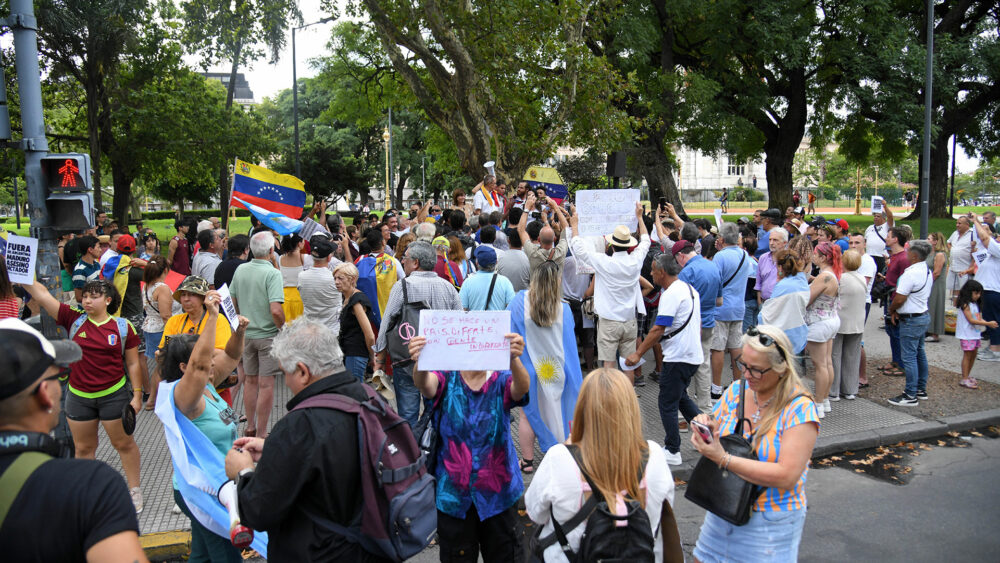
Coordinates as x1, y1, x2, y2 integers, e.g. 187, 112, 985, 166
523, 166, 569, 205
230, 159, 306, 219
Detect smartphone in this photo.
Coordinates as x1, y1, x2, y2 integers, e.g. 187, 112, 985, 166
691, 420, 713, 444
658, 197, 667, 211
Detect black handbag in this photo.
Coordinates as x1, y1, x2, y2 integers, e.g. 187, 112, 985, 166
684, 380, 764, 526
385, 279, 428, 368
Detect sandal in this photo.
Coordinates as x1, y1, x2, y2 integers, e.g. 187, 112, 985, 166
520, 458, 535, 474
884, 368, 904, 377
960, 378, 979, 389
244, 428, 257, 438
878, 363, 899, 372
859, 382, 870, 389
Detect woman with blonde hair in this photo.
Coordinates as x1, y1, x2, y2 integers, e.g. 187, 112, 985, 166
333, 262, 376, 382
925, 232, 949, 342
832, 250, 867, 401
509, 261, 583, 472
691, 325, 820, 562
525, 368, 681, 562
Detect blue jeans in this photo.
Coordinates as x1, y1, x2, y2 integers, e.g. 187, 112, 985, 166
344, 356, 368, 382
659, 362, 701, 454
743, 298, 759, 333
884, 303, 901, 365
898, 313, 930, 397
392, 363, 422, 429
694, 508, 806, 563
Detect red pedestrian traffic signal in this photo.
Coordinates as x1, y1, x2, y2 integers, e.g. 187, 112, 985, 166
41, 153, 91, 192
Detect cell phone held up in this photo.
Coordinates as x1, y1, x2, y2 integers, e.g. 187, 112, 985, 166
691, 420, 713, 444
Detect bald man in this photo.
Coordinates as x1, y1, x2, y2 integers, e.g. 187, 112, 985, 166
519, 192, 570, 271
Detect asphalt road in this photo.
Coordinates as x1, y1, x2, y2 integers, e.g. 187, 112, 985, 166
674, 435, 1000, 562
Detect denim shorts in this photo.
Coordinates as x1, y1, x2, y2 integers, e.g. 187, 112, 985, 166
144, 330, 163, 358
693, 507, 807, 563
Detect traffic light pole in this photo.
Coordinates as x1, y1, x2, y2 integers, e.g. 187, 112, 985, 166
8, 0, 62, 314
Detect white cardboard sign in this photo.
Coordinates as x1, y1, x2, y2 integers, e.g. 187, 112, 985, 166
215, 284, 240, 332
574, 189, 640, 237
418, 310, 511, 372
871, 196, 884, 215
2, 234, 37, 285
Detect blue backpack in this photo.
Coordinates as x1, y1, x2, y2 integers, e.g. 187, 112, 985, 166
69, 314, 129, 356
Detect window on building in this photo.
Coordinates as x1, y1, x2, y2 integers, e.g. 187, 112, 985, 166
727, 156, 745, 177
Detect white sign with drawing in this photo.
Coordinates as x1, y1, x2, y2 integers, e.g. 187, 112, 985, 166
574, 189, 640, 237
2, 234, 38, 285
215, 284, 240, 332
418, 310, 511, 371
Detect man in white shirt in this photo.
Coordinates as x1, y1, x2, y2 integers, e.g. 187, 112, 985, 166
569, 203, 649, 383
946, 216, 977, 299
624, 252, 702, 465
864, 207, 895, 270
887, 239, 934, 406
472, 175, 505, 216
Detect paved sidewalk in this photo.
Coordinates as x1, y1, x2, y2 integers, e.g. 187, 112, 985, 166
98, 309, 1000, 559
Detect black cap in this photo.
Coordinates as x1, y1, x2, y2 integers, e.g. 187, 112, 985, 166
310, 238, 335, 259
0, 319, 81, 400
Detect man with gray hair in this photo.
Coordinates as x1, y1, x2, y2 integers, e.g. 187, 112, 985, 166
624, 252, 703, 465
373, 241, 462, 427
230, 231, 286, 438
711, 222, 752, 401
887, 239, 934, 407
865, 204, 895, 271
225, 319, 380, 561
473, 175, 504, 216
413, 222, 437, 243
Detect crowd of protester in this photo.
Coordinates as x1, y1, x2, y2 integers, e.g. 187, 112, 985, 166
2, 183, 999, 562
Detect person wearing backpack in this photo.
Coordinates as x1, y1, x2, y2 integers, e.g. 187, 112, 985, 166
524, 367, 682, 563
19, 279, 145, 514
225, 319, 393, 562
407, 330, 531, 562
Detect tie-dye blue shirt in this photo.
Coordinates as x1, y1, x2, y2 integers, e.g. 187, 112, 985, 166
432, 370, 528, 519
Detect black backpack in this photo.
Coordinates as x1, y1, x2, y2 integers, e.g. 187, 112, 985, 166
530, 445, 655, 563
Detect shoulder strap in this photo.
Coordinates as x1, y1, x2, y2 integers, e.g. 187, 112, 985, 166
116, 317, 129, 355
661, 282, 695, 342
722, 250, 747, 287
484, 273, 498, 311
734, 379, 751, 437
69, 314, 87, 341
0, 452, 52, 527
872, 224, 886, 243
401, 277, 409, 304
292, 393, 364, 414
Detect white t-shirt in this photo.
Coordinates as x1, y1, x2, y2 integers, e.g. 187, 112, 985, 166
472, 189, 503, 216
947, 229, 976, 273
656, 280, 703, 365
955, 302, 982, 341
524, 441, 675, 563
895, 262, 932, 314
857, 253, 877, 304
865, 223, 890, 258
974, 238, 1000, 293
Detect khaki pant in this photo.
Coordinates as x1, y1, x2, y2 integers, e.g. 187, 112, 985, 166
688, 326, 714, 410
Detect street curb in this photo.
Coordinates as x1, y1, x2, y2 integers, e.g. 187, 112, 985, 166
671, 408, 1000, 483
140, 530, 191, 562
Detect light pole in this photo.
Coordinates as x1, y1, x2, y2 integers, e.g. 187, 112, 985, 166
918, 0, 933, 237
292, 16, 334, 179
854, 165, 862, 215
383, 127, 391, 210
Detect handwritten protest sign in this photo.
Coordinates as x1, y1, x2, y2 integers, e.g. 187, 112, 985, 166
575, 189, 639, 237
871, 196, 884, 215
215, 284, 240, 332
2, 235, 37, 285
418, 310, 511, 371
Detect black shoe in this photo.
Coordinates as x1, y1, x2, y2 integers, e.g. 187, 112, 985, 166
649, 371, 660, 384
887, 393, 918, 407
711, 392, 722, 401
916, 390, 929, 400
635, 374, 646, 387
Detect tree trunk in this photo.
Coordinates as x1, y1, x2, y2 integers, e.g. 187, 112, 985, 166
394, 172, 408, 209
636, 144, 686, 217
84, 73, 103, 211
761, 69, 808, 212
110, 166, 133, 227
218, 38, 244, 228
906, 133, 951, 220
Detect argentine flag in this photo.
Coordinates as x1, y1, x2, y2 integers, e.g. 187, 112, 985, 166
233, 196, 303, 236
155, 380, 269, 556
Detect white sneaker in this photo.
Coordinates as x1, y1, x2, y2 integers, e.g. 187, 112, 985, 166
828, 396, 841, 402
822, 399, 832, 413
130, 487, 143, 514
817, 407, 825, 419
662, 448, 683, 466
844, 394, 856, 400
172, 503, 182, 514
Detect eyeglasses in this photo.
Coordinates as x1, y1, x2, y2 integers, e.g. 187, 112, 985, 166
746, 326, 787, 362
432, 208, 441, 213
735, 357, 772, 379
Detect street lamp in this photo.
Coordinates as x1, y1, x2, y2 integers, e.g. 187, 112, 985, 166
383, 126, 391, 210
292, 16, 335, 179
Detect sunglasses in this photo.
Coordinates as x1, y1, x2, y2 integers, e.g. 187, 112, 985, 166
746, 326, 787, 362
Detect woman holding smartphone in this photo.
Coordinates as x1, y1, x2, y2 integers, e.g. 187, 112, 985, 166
689, 325, 820, 562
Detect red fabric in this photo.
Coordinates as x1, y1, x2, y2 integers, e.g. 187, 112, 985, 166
433, 256, 464, 288
886, 250, 910, 295
217, 387, 233, 407
0, 296, 19, 319
56, 303, 140, 393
